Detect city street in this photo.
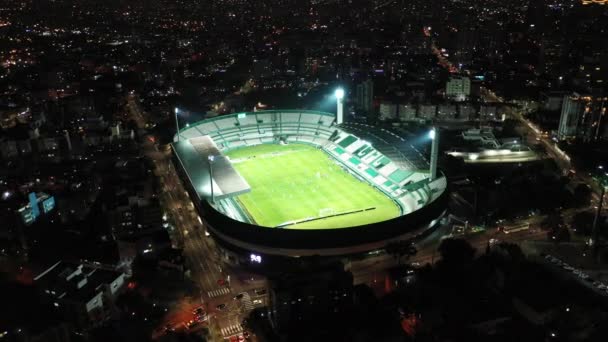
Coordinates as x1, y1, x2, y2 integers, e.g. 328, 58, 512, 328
144, 137, 266, 341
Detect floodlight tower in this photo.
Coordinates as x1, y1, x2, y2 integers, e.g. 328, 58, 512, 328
174, 107, 180, 142
335, 88, 345, 124
208, 155, 215, 203
429, 127, 439, 181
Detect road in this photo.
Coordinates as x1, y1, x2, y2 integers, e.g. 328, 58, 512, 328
143, 137, 265, 341
350, 223, 550, 297
124, 89, 264, 341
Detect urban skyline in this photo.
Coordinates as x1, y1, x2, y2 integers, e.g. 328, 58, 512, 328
1, 1, 608, 342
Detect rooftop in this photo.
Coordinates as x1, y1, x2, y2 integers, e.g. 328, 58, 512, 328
172, 135, 251, 201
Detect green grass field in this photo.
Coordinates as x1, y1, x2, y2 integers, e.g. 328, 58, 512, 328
225, 143, 400, 229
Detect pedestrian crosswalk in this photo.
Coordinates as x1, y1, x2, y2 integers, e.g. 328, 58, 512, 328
207, 287, 230, 298
241, 292, 254, 311
221, 324, 242, 337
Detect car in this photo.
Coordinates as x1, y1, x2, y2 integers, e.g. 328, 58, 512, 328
238, 334, 245, 342
216, 303, 226, 310
243, 331, 250, 339
234, 293, 245, 300
253, 299, 263, 305
193, 307, 204, 315
187, 320, 200, 329
254, 288, 267, 295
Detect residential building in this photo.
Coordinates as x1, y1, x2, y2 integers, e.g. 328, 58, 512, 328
446, 76, 471, 102
34, 261, 127, 329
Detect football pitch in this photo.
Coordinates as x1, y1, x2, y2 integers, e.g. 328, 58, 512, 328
225, 143, 401, 229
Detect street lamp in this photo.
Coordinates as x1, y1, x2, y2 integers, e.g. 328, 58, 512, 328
335, 88, 344, 124
208, 155, 215, 203
174, 107, 180, 142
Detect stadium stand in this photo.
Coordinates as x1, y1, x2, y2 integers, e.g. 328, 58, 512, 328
176, 111, 441, 219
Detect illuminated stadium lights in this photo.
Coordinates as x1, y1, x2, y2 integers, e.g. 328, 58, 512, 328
208, 155, 215, 203
335, 88, 344, 124
429, 127, 439, 181
334, 88, 345, 100
174, 107, 180, 142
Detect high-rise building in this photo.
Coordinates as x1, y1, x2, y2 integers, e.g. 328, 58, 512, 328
558, 93, 607, 141
355, 79, 374, 116
445, 76, 471, 102
379, 102, 397, 121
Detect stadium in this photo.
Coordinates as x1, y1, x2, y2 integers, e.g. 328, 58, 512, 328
172, 109, 448, 260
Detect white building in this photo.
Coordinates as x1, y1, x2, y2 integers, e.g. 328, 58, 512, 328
446, 76, 471, 102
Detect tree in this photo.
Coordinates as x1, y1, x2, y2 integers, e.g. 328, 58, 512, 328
385, 241, 417, 265
541, 212, 563, 231
572, 211, 595, 236
437, 238, 476, 266
573, 184, 592, 208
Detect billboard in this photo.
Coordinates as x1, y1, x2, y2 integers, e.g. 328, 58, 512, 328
42, 196, 55, 213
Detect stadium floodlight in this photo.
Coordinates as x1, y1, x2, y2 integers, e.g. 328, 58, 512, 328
334, 88, 345, 100
335, 88, 345, 124
174, 107, 180, 142
208, 155, 215, 203
429, 127, 440, 181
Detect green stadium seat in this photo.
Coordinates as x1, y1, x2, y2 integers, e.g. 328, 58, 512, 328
388, 169, 414, 184
337, 135, 357, 148
349, 157, 361, 165
365, 168, 379, 177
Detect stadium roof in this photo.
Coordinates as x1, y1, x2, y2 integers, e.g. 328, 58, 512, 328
173, 136, 250, 201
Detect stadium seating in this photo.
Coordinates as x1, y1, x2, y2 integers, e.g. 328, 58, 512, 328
177, 111, 438, 215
